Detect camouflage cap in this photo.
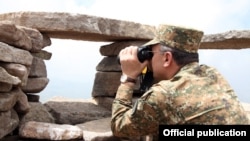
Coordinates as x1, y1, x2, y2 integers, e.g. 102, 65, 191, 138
143, 24, 204, 53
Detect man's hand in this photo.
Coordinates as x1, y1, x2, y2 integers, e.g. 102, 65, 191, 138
119, 46, 148, 80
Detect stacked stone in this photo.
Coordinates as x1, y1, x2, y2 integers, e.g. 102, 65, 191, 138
0, 11, 156, 141
92, 41, 149, 110
0, 21, 51, 138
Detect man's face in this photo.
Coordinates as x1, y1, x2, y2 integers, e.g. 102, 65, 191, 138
147, 44, 167, 82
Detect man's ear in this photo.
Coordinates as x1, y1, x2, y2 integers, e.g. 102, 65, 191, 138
163, 52, 172, 67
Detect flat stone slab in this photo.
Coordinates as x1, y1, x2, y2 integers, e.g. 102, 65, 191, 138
19, 121, 83, 140
201, 30, 250, 49
44, 98, 111, 125
1, 12, 250, 50
0, 12, 155, 42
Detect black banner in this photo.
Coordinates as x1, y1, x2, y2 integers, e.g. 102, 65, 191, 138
159, 125, 249, 140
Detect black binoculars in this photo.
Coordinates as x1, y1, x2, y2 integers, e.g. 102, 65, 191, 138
137, 46, 154, 62
117, 46, 154, 93
117, 46, 153, 64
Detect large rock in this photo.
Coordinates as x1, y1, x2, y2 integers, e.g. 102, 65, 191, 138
44, 98, 111, 125
19, 121, 83, 140
96, 56, 121, 72
0, 109, 19, 139
18, 26, 51, 52
21, 77, 49, 93
99, 41, 147, 56
14, 89, 30, 114
19, 102, 55, 126
77, 117, 120, 141
0, 42, 33, 66
0, 21, 32, 50
1, 12, 250, 50
201, 30, 250, 49
0, 82, 12, 92
28, 56, 47, 78
0, 87, 29, 114
0, 12, 155, 42
0, 62, 29, 86
77, 117, 148, 141
0, 67, 21, 86
31, 49, 52, 60
0, 87, 19, 112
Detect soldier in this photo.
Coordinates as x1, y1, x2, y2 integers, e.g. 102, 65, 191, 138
111, 24, 250, 139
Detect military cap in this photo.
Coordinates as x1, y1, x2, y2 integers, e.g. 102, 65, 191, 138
144, 24, 204, 53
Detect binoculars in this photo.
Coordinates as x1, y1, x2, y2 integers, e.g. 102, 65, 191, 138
117, 46, 153, 64
117, 46, 154, 93
137, 46, 154, 63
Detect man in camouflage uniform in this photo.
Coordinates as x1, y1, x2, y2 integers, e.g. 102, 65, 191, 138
111, 24, 250, 138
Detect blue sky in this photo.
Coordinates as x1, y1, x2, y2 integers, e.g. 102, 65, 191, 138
0, 0, 249, 103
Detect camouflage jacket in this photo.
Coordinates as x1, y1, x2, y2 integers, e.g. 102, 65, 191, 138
111, 62, 249, 137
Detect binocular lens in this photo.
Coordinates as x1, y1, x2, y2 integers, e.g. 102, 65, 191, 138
117, 46, 153, 64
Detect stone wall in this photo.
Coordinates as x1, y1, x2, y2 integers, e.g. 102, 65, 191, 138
0, 20, 52, 138
0, 12, 249, 141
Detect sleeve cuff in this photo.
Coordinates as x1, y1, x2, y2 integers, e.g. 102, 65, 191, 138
115, 83, 134, 100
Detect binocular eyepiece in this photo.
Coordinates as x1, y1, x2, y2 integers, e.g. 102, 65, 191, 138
118, 46, 153, 64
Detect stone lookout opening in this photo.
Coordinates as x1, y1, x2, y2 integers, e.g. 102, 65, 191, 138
40, 39, 105, 102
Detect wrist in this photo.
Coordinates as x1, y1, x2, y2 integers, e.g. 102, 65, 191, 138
120, 81, 136, 88
120, 74, 137, 84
